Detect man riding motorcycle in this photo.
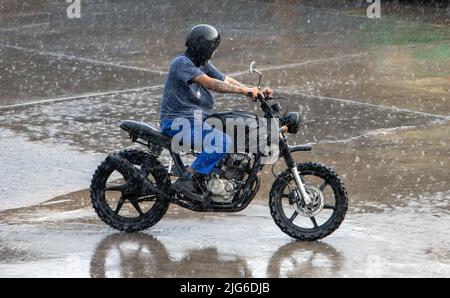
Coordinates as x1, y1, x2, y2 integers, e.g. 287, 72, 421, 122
160, 24, 273, 201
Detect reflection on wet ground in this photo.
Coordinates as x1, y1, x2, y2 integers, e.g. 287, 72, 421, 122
90, 233, 253, 278
0, 202, 448, 277
1, 0, 449, 277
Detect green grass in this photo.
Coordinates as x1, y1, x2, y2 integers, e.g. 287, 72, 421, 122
411, 44, 450, 61
359, 19, 450, 47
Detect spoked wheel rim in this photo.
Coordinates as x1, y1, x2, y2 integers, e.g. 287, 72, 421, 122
101, 161, 160, 221
279, 170, 338, 232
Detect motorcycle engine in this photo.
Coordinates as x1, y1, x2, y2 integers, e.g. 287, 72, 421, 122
206, 178, 236, 203
206, 154, 252, 203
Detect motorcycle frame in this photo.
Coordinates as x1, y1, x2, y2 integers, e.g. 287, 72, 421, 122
141, 98, 312, 213
168, 148, 264, 212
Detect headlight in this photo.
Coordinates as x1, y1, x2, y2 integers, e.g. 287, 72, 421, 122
281, 112, 300, 134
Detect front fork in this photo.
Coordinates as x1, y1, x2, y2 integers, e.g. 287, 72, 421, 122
279, 135, 312, 205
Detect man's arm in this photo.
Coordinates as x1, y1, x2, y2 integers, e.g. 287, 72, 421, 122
225, 76, 274, 98
224, 76, 247, 88
193, 74, 263, 99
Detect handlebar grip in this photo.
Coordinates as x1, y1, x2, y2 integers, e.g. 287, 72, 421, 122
247, 91, 264, 101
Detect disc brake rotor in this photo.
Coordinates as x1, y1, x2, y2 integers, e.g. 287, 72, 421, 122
291, 184, 325, 217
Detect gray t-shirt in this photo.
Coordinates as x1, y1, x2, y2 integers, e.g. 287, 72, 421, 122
160, 54, 225, 121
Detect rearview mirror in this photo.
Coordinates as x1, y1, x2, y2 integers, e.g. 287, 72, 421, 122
249, 61, 257, 75
248, 61, 262, 88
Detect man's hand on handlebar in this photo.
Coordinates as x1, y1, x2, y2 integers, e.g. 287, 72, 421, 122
243, 86, 273, 101
243, 87, 265, 101
261, 87, 273, 99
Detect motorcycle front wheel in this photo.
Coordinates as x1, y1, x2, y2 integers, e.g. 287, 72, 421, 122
269, 162, 348, 241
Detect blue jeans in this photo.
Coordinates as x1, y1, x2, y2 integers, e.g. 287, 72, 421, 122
160, 119, 231, 175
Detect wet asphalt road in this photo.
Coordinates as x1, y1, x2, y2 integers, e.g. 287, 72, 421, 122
0, 0, 449, 277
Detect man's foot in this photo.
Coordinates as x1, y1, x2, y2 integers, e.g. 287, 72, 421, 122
172, 172, 205, 202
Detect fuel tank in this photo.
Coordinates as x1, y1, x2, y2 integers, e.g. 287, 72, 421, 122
205, 111, 259, 126
205, 111, 273, 154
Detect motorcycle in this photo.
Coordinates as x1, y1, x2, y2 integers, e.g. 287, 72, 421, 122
90, 62, 348, 241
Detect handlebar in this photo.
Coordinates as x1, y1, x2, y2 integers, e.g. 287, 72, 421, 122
246, 91, 266, 101
245, 90, 280, 118
246, 91, 274, 102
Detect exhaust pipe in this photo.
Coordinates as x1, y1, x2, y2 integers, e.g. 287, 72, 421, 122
108, 154, 166, 197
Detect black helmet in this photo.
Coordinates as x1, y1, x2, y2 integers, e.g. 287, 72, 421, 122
185, 24, 221, 66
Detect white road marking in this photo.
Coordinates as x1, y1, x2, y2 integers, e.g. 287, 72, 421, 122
307, 125, 419, 146
0, 22, 49, 32
228, 52, 371, 76
0, 43, 168, 75
1, 42, 447, 121
0, 85, 163, 110
228, 44, 437, 77
281, 90, 450, 120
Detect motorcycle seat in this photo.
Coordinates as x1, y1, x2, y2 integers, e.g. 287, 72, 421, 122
120, 120, 172, 148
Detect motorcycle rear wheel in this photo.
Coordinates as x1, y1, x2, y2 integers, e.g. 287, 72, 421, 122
90, 149, 171, 232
